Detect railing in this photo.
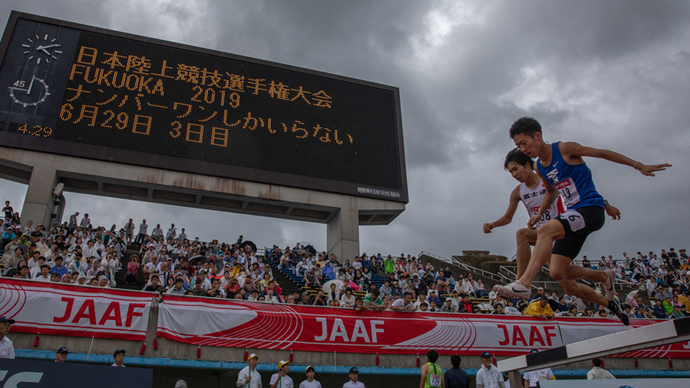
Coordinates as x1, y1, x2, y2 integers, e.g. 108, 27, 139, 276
418, 251, 504, 282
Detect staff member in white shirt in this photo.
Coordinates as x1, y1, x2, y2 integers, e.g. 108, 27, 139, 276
299, 366, 322, 388
270, 360, 294, 388
238, 353, 262, 388
343, 367, 365, 388
0, 316, 15, 359
476, 352, 505, 388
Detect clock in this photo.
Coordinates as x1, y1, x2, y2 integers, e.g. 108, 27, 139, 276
8, 75, 50, 107
21, 33, 63, 65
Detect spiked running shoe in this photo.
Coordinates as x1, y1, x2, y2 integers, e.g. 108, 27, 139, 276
607, 298, 630, 326
494, 280, 531, 299
603, 269, 616, 301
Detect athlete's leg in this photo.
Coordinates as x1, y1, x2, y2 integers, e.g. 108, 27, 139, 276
518, 220, 565, 288
551, 258, 607, 306
515, 228, 537, 279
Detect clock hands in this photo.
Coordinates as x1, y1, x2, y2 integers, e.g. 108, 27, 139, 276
36, 43, 61, 56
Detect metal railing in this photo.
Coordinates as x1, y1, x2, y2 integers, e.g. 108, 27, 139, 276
418, 251, 504, 282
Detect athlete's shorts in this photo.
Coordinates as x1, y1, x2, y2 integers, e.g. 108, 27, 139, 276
552, 206, 605, 259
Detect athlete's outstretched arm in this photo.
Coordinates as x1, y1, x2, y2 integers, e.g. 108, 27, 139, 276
483, 186, 521, 233
560, 142, 671, 176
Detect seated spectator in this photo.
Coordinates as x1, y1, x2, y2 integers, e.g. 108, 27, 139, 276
143, 274, 165, 292
652, 299, 668, 319
474, 278, 486, 298
671, 305, 685, 319
322, 261, 335, 281
441, 298, 457, 313
460, 294, 474, 314
50, 257, 69, 279
187, 278, 207, 297
326, 283, 340, 306
168, 278, 186, 294
124, 255, 140, 285
207, 278, 225, 298
34, 264, 51, 282
340, 287, 356, 308
310, 290, 328, 306
391, 292, 417, 311
623, 304, 636, 320
364, 289, 384, 310
523, 296, 554, 319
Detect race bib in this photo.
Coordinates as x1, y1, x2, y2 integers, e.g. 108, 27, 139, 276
558, 209, 586, 232
430, 374, 442, 387
554, 178, 580, 208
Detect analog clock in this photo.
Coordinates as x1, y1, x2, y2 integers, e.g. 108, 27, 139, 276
21, 33, 63, 65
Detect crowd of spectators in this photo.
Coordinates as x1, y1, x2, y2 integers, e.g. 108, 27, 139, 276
1, 201, 688, 321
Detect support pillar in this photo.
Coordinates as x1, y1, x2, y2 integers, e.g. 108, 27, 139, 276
20, 163, 58, 228
327, 201, 359, 262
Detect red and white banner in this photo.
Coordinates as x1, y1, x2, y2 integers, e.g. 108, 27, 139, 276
0, 279, 151, 341
157, 296, 690, 358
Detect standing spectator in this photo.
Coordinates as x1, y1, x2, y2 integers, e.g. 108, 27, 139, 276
55, 347, 69, 363
419, 349, 444, 388
0, 316, 15, 359
111, 349, 126, 367
587, 358, 615, 379
237, 353, 261, 388
270, 360, 293, 388
124, 218, 135, 245
2, 201, 14, 219
343, 367, 365, 388
166, 224, 177, 241
444, 355, 469, 388
136, 220, 148, 245
476, 352, 505, 388
522, 350, 555, 387
299, 366, 321, 388
80, 213, 91, 228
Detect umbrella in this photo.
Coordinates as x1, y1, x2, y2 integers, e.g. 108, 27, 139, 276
188, 255, 205, 266
242, 240, 258, 253
322, 279, 343, 293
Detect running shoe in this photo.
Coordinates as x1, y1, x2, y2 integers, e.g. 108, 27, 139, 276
493, 280, 530, 299
603, 269, 616, 301
607, 298, 630, 326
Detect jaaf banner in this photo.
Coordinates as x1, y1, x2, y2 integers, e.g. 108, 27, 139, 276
156, 295, 690, 358
0, 279, 151, 341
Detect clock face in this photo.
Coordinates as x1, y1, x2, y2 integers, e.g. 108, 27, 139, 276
21, 33, 63, 65
8, 76, 50, 107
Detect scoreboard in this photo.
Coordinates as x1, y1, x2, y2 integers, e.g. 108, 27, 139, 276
0, 12, 407, 203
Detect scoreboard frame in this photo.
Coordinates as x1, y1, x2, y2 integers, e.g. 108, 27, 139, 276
0, 11, 408, 203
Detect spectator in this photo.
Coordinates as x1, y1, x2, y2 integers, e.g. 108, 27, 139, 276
0, 316, 15, 359
523, 297, 554, 319
340, 288, 356, 308
652, 299, 668, 319
391, 292, 417, 311
441, 298, 457, 313
124, 255, 140, 285
363, 289, 384, 310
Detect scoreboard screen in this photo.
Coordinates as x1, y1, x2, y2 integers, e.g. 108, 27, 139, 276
0, 12, 407, 202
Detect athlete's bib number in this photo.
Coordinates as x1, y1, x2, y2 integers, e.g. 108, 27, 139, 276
558, 209, 586, 232
430, 374, 442, 387
554, 178, 580, 208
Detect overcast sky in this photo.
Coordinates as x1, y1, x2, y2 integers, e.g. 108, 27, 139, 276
1, 0, 688, 262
